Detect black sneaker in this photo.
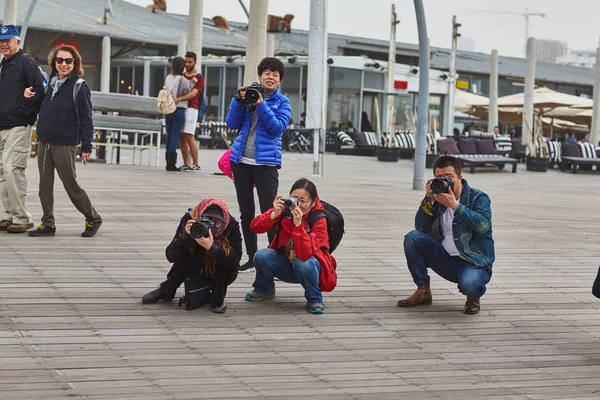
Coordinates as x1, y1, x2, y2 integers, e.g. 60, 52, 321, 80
82, 220, 102, 237
306, 301, 325, 314
28, 224, 56, 237
238, 258, 255, 273
211, 303, 227, 313
142, 287, 163, 304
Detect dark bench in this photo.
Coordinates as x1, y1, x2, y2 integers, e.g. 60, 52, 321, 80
439, 137, 518, 173
559, 142, 599, 173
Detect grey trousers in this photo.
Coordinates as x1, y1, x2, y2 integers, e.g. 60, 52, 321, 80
0, 126, 33, 224
37, 143, 101, 228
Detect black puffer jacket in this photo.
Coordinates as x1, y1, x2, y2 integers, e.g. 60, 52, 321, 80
36, 73, 94, 153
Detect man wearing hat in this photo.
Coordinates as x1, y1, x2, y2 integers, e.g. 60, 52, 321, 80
0, 25, 45, 233
141, 198, 242, 313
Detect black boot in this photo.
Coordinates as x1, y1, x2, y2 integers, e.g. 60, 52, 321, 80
593, 266, 600, 299
166, 152, 181, 172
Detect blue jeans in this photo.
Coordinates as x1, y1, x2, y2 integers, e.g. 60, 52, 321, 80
165, 108, 185, 153
403, 230, 492, 298
252, 248, 322, 303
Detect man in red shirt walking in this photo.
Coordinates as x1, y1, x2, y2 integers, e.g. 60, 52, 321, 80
176, 51, 204, 171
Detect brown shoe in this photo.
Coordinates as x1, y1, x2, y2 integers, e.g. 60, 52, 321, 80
464, 297, 480, 315
7, 222, 34, 233
397, 281, 432, 307
0, 219, 12, 230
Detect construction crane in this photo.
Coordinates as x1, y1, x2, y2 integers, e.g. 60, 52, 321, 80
460, 8, 546, 56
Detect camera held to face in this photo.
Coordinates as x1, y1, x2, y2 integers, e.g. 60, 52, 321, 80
431, 175, 454, 195
235, 82, 264, 111
190, 217, 216, 239
281, 197, 298, 218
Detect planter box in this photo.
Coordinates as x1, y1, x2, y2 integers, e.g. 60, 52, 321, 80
426, 153, 440, 169
376, 146, 400, 162
526, 156, 548, 172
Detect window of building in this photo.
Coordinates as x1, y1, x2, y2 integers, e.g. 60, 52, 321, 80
327, 67, 362, 130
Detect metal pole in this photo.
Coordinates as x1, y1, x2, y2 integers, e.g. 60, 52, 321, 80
243, 0, 268, 86
266, 34, 275, 57
591, 47, 600, 147
3, 0, 17, 25
413, 0, 429, 190
445, 15, 459, 136
489, 49, 499, 131
19, 0, 40, 49
386, 4, 399, 145
522, 37, 536, 154
307, 0, 327, 177
237, 0, 250, 20
188, 0, 204, 69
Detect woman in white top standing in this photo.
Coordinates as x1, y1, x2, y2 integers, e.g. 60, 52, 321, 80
164, 56, 195, 171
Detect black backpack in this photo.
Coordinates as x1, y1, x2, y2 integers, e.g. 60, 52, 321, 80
307, 201, 344, 253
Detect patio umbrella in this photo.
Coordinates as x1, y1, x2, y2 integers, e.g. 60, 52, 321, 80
497, 87, 590, 109
454, 90, 488, 113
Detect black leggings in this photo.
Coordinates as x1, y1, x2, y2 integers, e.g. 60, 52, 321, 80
231, 162, 278, 257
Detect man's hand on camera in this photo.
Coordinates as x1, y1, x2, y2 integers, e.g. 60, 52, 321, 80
195, 228, 214, 250
271, 196, 285, 220
252, 92, 264, 106
184, 220, 194, 236
434, 186, 459, 211
425, 178, 435, 203
291, 205, 304, 227
237, 87, 246, 100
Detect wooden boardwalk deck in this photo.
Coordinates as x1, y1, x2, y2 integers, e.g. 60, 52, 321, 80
1, 150, 600, 400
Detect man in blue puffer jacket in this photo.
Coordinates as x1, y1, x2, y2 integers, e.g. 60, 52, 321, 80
226, 57, 291, 272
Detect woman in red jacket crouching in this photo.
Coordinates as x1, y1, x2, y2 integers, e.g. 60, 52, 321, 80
245, 178, 335, 314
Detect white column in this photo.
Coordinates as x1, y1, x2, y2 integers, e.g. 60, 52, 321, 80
591, 47, 600, 147
101, 36, 111, 93
3, 0, 17, 25
522, 38, 536, 153
187, 0, 203, 69
143, 59, 151, 96
177, 34, 187, 57
306, 0, 328, 176
385, 4, 398, 145
243, 0, 268, 86
266, 34, 275, 57
489, 49, 499, 132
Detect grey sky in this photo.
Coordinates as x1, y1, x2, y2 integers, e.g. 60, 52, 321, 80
125, 0, 599, 58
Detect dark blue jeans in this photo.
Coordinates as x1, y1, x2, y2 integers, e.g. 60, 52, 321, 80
252, 248, 322, 303
403, 230, 492, 298
165, 108, 185, 153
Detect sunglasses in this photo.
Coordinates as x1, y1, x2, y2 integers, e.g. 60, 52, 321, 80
56, 57, 74, 65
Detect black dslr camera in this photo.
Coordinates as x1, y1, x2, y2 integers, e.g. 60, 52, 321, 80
431, 175, 454, 195
190, 217, 216, 239
281, 197, 298, 218
235, 82, 264, 111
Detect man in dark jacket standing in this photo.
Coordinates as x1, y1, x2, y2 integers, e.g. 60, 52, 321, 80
0, 25, 44, 233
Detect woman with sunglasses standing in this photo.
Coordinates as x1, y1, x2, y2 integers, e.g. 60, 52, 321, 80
24, 45, 102, 237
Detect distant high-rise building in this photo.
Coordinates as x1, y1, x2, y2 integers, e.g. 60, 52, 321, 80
558, 50, 596, 69
458, 37, 475, 52
536, 39, 568, 63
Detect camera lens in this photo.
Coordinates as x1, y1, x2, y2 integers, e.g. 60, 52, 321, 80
190, 221, 208, 239
245, 88, 259, 103
283, 198, 298, 208
430, 179, 448, 195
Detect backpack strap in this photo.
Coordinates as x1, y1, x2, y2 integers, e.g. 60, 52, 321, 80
307, 211, 326, 230
73, 78, 85, 133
